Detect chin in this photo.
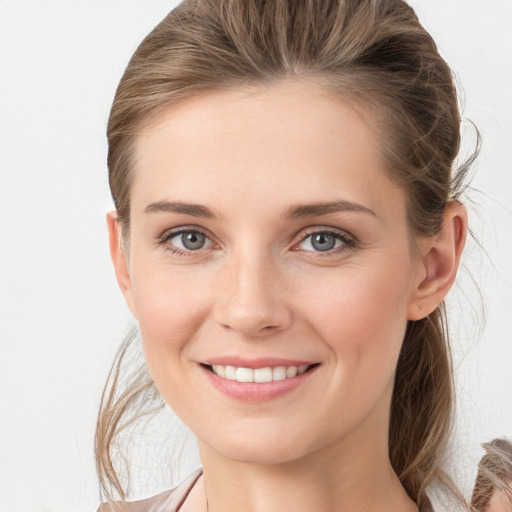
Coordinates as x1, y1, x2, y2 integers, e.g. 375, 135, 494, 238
216, 444, 308, 466
199, 424, 322, 466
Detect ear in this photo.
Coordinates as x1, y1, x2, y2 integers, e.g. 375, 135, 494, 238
106, 211, 136, 315
407, 201, 468, 321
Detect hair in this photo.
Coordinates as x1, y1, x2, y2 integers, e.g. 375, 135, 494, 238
471, 439, 512, 511
96, 0, 478, 508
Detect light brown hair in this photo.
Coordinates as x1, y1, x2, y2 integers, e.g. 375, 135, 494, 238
96, 0, 476, 508
472, 439, 512, 511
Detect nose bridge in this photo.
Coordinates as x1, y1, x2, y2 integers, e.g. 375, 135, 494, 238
213, 243, 291, 337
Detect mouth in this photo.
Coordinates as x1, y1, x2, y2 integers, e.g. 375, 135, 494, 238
201, 363, 320, 383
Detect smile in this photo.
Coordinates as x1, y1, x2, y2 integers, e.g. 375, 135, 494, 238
208, 364, 312, 383
200, 361, 320, 401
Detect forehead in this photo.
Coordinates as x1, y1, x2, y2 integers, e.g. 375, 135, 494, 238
131, 81, 404, 221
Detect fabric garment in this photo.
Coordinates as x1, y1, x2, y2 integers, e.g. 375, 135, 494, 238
97, 469, 202, 512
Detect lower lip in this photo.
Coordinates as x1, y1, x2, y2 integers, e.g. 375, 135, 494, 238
199, 364, 319, 402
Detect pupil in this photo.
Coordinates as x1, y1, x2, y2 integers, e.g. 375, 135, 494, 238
312, 233, 335, 251
182, 231, 205, 250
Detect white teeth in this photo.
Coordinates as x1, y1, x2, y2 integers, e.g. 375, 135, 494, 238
272, 366, 287, 381
225, 365, 237, 380
236, 367, 254, 383
298, 365, 308, 375
286, 366, 298, 378
254, 367, 273, 383
212, 365, 226, 378
210, 364, 312, 382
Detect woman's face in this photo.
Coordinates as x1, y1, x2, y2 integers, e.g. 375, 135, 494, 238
116, 82, 429, 465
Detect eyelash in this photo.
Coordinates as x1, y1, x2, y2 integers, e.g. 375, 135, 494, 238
157, 227, 356, 258
293, 228, 356, 257
157, 228, 216, 257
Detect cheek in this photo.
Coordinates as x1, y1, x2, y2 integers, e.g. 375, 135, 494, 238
129, 258, 212, 359
296, 258, 412, 374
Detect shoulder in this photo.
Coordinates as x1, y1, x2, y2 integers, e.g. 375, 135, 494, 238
97, 469, 203, 512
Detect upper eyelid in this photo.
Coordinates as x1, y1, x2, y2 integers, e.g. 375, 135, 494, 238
299, 226, 352, 237
159, 225, 215, 241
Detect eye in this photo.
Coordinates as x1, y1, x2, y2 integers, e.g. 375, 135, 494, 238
160, 228, 214, 254
295, 230, 354, 253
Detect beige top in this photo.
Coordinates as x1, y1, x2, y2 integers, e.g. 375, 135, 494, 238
98, 469, 202, 512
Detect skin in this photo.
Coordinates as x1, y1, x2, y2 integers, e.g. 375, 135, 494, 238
108, 81, 467, 512
486, 490, 512, 512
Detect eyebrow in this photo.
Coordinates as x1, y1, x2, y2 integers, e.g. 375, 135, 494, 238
144, 199, 376, 219
145, 201, 215, 218
283, 200, 376, 219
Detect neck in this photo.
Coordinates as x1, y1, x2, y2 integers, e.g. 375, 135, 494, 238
195, 428, 418, 512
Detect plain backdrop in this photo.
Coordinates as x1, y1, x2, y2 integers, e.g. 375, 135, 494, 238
0, 1, 511, 511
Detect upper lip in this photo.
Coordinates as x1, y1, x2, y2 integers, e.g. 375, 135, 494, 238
201, 357, 318, 369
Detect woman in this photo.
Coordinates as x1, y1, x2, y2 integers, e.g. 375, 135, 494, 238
96, 0, 472, 510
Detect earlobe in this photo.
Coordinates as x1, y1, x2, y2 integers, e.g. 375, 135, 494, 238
407, 202, 468, 321
106, 211, 136, 315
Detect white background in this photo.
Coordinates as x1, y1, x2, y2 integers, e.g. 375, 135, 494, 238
0, 1, 511, 511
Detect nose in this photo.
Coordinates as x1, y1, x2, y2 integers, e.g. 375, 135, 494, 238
212, 252, 293, 338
